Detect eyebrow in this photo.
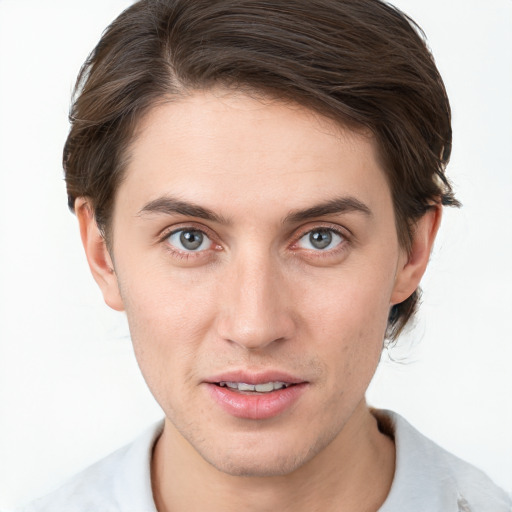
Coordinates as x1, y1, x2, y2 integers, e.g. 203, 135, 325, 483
137, 194, 372, 225
137, 196, 229, 224
284, 196, 372, 224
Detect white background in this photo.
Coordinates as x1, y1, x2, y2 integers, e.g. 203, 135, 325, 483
0, 0, 511, 508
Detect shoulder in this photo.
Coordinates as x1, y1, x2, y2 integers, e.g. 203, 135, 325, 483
375, 410, 511, 512
16, 421, 163, 512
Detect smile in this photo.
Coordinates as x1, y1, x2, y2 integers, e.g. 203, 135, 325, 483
217, 381, 294, 393
206, 373, 307, 419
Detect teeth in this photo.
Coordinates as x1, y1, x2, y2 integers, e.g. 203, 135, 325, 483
218, 381, 290, 392
238, 382, 255, 392
255, 382, 274, 392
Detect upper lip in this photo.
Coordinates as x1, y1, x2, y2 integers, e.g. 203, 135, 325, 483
205, 370, 306, 385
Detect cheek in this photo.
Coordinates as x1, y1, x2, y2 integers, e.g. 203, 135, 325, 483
299, 264, 394, 385
302, 262, 393, 340
117, 267, 218, 396
120, 262, 217, 335
312, 299, 387, 423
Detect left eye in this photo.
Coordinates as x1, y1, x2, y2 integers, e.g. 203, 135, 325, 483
297, 228, 344, 251
167, 229, 212, 252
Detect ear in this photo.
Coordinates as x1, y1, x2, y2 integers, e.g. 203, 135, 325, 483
391, 205, 442, 305
75, 198, 124, 312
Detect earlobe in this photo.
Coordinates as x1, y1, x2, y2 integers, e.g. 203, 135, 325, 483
391, 205, 442, 306
75, 198, 125, 312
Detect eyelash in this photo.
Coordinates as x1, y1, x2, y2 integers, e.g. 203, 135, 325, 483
158, 223, 350, 261
290, 224, 350, 258
159, 224, 219, 261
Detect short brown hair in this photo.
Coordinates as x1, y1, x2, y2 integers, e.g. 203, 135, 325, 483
64, 0, 459, 340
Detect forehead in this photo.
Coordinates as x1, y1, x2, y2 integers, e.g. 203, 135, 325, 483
117, 90, 392, 220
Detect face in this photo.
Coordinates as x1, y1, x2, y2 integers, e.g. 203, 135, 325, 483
90, 90, 418, 476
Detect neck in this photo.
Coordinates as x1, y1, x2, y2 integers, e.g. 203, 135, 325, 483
151, 401, 395, 512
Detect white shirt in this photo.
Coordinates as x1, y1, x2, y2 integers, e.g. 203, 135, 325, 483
17, 411, 511, 512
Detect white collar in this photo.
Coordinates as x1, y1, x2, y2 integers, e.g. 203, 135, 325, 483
375, 410, 511, 511
21, 411, 511, 512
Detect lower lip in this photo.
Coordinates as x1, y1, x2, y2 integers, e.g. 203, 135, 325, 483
205, 383, 307, 420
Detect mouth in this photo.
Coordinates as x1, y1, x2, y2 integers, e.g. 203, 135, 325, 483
215, 381, 296, 393
205, 372, 307, 420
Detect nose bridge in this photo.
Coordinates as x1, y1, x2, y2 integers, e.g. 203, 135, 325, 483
217, 245, 294, 349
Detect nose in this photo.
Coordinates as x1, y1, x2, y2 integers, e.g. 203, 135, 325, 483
215, 250, 296, 351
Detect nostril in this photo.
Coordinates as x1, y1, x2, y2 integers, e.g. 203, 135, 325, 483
225, 335, 287, 351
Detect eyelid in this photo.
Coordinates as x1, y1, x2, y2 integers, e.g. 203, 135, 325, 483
158, 223, 222, 258
291, 222, 350, 244
297, 229, 343, 250
158, 222, 217, 243
288, 223, 351, 258
168, 229, 212, 252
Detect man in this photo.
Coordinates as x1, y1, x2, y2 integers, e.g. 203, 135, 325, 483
17, 0, 511, 510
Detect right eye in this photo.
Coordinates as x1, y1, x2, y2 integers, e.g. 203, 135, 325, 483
167, 229, 213, 252
296, 228, 344, 252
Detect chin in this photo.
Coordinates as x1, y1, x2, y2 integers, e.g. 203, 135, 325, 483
199, 428, 337, 478
208, 451, 307, 478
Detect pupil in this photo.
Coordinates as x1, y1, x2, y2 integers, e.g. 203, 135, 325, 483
180, 230, 203, 250
310, 230, 332, 249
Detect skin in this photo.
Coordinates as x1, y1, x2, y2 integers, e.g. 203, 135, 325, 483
77, 90, 441, 512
